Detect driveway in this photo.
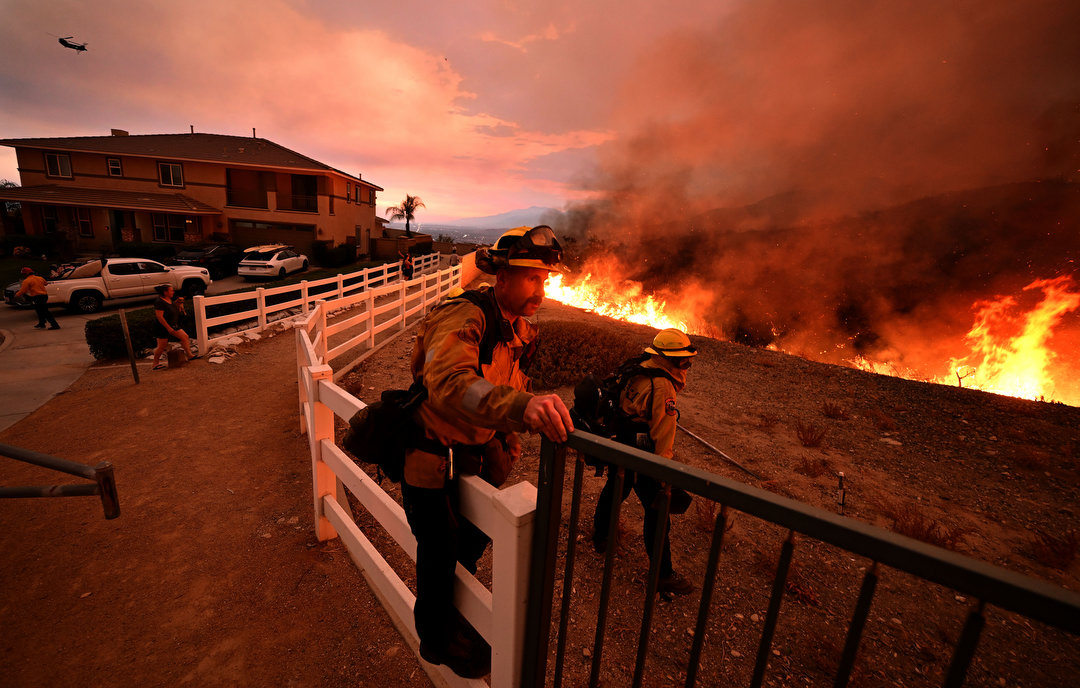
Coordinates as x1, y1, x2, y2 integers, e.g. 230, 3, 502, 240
0, 303, 97, 432
0, 272, 295, 432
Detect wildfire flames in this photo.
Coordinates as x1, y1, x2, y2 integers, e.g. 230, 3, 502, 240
545, 271, 1080, 407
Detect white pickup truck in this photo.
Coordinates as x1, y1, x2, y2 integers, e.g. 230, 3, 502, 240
46, 258, 212, 314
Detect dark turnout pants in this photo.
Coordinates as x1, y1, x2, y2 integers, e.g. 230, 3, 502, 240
402, 481, 490, 654
32, 295, 58, 328
593, 469, 674, 579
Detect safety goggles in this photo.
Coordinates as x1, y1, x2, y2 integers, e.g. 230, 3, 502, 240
508, 225, 563, 267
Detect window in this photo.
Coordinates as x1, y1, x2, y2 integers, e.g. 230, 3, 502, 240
107, 158, 123, 177
77, 208, 93, 237
42, 206, 59, 233
45, 153, 72, 178
346, 182, 351, 202
106, 262, 137, 276
152, 213, 187, 242
355, 186, 361, 203
136, 261, 166, 274
158, 162, 184, 187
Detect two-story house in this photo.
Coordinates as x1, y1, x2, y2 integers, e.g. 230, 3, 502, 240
0, 130, 382, 259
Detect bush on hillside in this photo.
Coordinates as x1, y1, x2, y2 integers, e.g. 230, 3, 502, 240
528, 320, 645, 390
85, 306, 196, 360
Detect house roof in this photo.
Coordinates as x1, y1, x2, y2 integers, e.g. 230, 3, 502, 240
0, 184, 222, 215
0, 133, 383, 189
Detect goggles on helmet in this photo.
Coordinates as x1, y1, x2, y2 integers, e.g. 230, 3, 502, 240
507, 225, 564, 269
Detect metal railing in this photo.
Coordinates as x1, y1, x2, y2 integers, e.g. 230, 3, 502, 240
522, 430, 1080, 687
0, 442, 120, 519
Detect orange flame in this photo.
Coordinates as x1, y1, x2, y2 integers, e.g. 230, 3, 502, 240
545, 272, 717, 336
935, 275, 1080, 402
546, 264, 1079, 406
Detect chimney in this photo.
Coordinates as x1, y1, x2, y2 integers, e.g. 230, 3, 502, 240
252, 127, 257, 138
190, 125, 194, 134
110, 129, 129, 136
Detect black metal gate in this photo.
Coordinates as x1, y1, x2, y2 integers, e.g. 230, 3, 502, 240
522, 431, 1080, 687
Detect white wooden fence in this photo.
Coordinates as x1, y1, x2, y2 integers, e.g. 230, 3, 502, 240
192, 253, 441, 356
295, 262, 537, 688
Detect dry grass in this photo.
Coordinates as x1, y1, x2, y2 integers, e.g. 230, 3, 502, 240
880, 500, 969, 551
1011, 446, 1052, 470
795, 421, 826, 448
795, 456, 833, 478
866, 408, 898, 432
528, 320, 642, 389
1026, 529, 1080, 570
822, 401, 848, 420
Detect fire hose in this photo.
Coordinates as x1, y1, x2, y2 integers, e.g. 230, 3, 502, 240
677, 423, 764, 480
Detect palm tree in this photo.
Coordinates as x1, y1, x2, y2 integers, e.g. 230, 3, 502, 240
385, 194, 426, 238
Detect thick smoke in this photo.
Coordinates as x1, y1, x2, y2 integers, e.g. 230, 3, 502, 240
552, 0, 1080, 400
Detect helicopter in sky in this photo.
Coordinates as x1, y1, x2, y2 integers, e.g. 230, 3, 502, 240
58, 36, 88, 52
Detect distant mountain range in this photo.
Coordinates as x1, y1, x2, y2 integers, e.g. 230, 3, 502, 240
387, 206, 559, 243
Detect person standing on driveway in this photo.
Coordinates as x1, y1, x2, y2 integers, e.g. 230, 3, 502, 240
151, 284, 198, 369
15, 267, 59, 330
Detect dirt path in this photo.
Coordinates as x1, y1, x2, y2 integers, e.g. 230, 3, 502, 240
0, 329, 425, 687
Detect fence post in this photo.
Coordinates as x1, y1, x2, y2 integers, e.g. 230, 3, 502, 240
295, 323, 308, 434
365, 290, 375, 351
301, 280, 310, 314
316, 299, 328, 362
337, 273, 345, 300
399, 277, 407, 331
306, 363, 339, 542
256, 287, 267, 332
194, 294, 209, 355
490, 482, 538, 688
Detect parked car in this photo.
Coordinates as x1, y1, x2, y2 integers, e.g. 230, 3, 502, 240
3, 279, 31, 307
172, 243, 244, 279
237, 245, 309, 280
4, 262, 82, 307
43, 257, 212, 314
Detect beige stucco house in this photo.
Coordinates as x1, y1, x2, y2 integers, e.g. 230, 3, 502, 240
0, 130, 382, 259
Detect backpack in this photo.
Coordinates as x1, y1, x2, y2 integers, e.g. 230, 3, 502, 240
342, 287, 536, 483
571, 354, 675, 451
572, 356, 693, 513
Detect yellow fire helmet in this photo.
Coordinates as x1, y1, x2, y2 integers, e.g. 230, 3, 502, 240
490, 225, 567, 273
644, 328, 698, 358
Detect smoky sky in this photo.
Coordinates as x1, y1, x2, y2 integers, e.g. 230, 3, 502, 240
552, 0, 1080, 395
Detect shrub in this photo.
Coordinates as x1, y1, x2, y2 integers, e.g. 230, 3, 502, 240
795, 421, 826, 448
117, 242, 177, 261
528, 320, 643, 390
822, 401, 848, 419
880, 500, 968, 550
84, 306, 196, 360
1, 234, 64, 259
795, 456, 832, 478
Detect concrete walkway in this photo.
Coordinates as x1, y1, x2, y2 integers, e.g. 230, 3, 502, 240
0, 275, 250, 433
0, 307, 96, 433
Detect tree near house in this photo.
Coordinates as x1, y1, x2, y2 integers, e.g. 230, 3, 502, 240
385, 194, 425, 238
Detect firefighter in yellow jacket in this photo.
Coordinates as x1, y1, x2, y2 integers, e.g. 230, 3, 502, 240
591, 328, 697, 597
404, 225, 573, 678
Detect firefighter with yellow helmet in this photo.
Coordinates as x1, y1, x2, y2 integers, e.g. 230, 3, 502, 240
591, 327, 698, 597
404, 224, 572, 677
